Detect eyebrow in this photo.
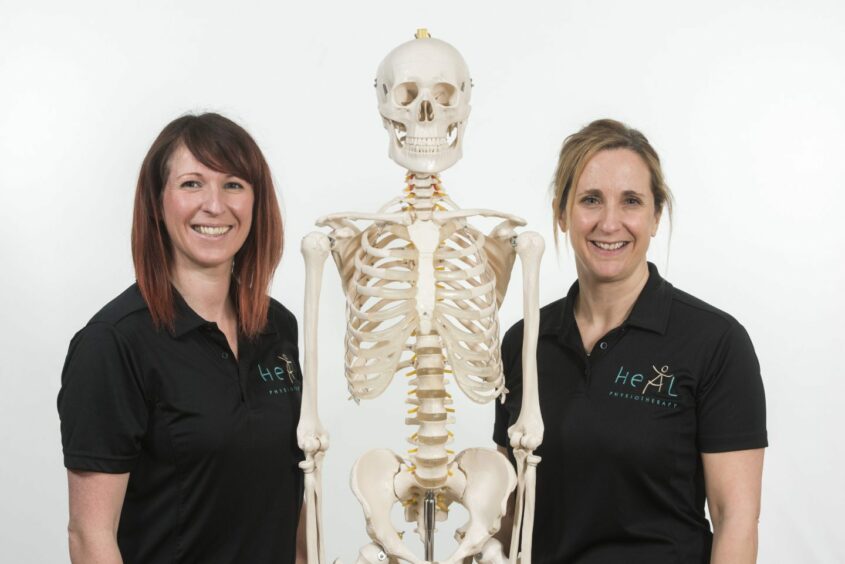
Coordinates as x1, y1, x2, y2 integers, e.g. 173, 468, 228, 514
176, 172, 204, 179
579, 188, 602, 196
578, 188, 647, 197
176, 172, 202, 179
621, 189, 647, 198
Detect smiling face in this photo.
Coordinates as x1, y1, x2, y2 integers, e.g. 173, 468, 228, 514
561, 148, 660, 285
161, 144, 254, 276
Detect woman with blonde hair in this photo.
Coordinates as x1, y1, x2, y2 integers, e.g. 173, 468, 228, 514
495, 119, 767, 563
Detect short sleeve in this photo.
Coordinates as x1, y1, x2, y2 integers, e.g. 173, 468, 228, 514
696, 322, 768, 453
493, 321, 524, 447
58, 322, 148, 473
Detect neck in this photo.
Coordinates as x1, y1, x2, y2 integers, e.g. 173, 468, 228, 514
403, 171, 444, 216
170, 260, 236, 325
574, 262, 650, 330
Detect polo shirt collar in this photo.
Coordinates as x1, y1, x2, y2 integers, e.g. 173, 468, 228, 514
542, 262, 673, 342
172, 291, 209, 337
625, 262, 673, 335
170, 290, 277, 338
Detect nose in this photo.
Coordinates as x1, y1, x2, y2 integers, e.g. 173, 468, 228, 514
598, 203, 622, 232
418, 99, 434, 122
201, 184, 225, 215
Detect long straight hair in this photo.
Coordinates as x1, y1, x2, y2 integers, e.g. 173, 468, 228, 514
131, 113, 283, 338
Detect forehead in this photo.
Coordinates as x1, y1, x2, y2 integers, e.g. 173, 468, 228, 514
576, 148, 651, 193
166, 144, 219, 178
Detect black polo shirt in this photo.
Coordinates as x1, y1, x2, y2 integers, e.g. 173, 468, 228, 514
494, 263, 767, 564
58, 284, 304, 564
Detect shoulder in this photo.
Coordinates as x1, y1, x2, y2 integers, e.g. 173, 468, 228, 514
65, 284, 150, 358
69, 284, 152, 348
87, 284, 149, 328
668, 285, 746, 338
267, 298, 299, 339
665, 285, 755, 361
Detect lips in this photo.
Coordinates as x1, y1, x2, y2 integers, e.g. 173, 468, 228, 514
590, 240, 629, 251
192, 225, 232, 236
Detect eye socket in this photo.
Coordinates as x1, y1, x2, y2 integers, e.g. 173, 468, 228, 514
392, 82, 419, 106
432, 82, 458, 106
180, 180, 201, 189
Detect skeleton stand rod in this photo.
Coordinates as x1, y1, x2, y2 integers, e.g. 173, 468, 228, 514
424, 489, 436, 561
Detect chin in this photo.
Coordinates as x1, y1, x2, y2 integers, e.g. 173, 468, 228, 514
579, 257, 637, 284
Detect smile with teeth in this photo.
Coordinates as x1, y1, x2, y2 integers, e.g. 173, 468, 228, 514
192, 225, 232, 236
390, 120, 459, 154
591, 241, 629, 251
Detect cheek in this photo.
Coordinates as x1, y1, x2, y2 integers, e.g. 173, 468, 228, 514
161, 193, 184, 230
627, 215, 656, 243
569, 212, 595, 237
233, 194, 255, 230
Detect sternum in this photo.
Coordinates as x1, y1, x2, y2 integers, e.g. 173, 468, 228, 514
406, 219, 439, 335
407, 334, 451, 489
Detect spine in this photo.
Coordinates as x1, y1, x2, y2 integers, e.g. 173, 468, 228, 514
406, 333, 452, 489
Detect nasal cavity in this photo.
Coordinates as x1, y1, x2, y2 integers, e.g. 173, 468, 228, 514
418, 100, 434, 122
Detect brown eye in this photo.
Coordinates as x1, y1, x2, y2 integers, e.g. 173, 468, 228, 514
392, 82, 419, 106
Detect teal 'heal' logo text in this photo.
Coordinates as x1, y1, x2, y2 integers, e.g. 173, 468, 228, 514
609, 364, 680, 409
257, 354, 301, 395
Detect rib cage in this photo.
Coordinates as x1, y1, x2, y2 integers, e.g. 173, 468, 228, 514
342, 191, 504, 405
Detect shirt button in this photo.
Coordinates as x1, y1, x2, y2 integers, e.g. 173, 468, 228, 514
599, 342, 608, 350
221, 352, 229, 360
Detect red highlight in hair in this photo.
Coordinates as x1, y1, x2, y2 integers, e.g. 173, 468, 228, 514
131, 113, 283, 338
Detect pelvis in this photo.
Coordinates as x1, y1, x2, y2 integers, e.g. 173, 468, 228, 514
350, 447, 516, 564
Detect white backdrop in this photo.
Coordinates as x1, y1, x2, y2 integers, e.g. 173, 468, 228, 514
1, 1, 843, 562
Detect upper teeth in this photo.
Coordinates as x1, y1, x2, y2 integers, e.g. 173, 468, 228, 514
194, 226, 230, 235
405, 136, 447, 154
595, 241, 625, 250
390, 120, 459, 153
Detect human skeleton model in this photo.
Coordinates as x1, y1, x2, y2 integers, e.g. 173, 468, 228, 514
298, 31, 544, 564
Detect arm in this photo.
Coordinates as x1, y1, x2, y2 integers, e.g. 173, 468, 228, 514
67, 470, 128, 564
703, 449, 765, 564
295, 499, 307, 564
506, 231, 545, 564
298, 232, 332, 564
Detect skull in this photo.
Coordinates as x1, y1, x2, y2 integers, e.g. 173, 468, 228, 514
375, 35, 472, 174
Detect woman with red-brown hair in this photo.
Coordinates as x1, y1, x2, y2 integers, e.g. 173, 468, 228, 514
58, 113, 305, 564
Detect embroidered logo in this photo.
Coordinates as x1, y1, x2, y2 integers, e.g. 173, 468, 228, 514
609, 363, 680, 409
257, 353, 301, 395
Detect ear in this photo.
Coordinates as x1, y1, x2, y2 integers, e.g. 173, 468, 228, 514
558, 214, 568, 233
651, 209, 662, 237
